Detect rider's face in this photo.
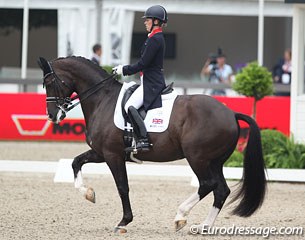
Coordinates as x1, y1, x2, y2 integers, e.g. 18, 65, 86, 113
144, 18, 153, 32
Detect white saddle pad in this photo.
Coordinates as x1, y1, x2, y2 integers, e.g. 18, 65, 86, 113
114, 82, 178, 133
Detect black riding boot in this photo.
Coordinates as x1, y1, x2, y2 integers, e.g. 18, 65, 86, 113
125, 106, 151, 153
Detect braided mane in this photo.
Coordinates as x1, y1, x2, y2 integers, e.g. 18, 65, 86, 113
53, 56, 110, 76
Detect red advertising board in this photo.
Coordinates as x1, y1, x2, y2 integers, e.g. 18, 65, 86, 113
0, 93, 290, 141
214, 96, 290, 135
0, 93, 86, 141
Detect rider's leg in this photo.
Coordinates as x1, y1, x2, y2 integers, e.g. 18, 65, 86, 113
124, 83, 144, 112
127, 106, 150, 150
124, 84, 151, 152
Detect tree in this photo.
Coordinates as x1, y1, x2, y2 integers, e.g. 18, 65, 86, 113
232, 61, 273, 119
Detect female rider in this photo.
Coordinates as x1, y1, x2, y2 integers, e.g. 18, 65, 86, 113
113, 5, 168, 153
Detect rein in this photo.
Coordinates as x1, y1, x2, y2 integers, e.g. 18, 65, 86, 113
44, 61, 117, 113
65, 73, 116, 111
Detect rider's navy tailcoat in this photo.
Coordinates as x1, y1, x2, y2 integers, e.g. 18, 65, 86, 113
123, 29, 166, 111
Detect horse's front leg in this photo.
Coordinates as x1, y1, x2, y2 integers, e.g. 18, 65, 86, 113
72, 149, 105, 203
106, 157, 133, 234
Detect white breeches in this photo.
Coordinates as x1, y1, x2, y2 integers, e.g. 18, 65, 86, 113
124, 80, 144, 112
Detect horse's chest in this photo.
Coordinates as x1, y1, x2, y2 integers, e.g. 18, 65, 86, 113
84, 129, 94, 147
85, 124, 106, 149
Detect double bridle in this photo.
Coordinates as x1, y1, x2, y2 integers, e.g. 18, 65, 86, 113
43, 61, 117, 116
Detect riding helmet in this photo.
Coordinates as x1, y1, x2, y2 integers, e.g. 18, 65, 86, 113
142, 5, 168, 23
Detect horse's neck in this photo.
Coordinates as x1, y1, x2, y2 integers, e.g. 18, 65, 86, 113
78, 78, 122, 124
60, 58, 122, 126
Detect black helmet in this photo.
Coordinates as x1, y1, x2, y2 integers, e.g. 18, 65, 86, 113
142, 5, 168, 23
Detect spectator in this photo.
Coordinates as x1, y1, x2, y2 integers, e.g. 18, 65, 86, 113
272, 48, 291, 85
201, 50, 233, 96
91, 43, 102, 65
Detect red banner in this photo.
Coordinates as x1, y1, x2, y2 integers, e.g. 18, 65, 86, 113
0, 93, 85, 141
0, 93, 290, 141
214, 96, 290, 135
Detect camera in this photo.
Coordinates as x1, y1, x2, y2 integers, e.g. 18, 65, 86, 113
208, 53, 218, 66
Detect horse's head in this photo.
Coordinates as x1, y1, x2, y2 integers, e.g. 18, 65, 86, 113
37, 57, 75, 123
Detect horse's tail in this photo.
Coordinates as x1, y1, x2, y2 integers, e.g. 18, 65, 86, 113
231, 112, 266, 217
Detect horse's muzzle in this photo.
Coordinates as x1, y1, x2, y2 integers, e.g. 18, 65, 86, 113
48, 109, 66, 123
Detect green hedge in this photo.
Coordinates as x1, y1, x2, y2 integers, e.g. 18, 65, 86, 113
224, 150, 243, 167
225, 129, 305, 169
102, 65, 122, 80
102, 65, 113, 74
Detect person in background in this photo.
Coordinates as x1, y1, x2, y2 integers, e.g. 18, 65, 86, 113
91, 43, 102, 65
272, 48, 292, 85
201, 50, 233, 96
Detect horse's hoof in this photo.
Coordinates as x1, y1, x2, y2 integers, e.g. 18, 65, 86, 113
175, 220, 187, 232
85, 187, 95, 203
114, 226, 127, 234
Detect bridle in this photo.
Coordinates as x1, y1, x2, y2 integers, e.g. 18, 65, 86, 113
43, 61, 117, 118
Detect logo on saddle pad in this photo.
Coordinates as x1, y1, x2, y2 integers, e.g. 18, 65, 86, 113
114, 82, 178, 133
152, 118, 163, 125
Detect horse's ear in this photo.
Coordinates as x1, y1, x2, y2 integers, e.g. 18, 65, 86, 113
37, 57, 52, 76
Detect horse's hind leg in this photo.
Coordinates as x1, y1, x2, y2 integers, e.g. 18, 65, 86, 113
188, 165, 230, 235
72, 149, 105, 203
202, 167, 230, 227
174, 166, 217, 231
174, 192, 202, 231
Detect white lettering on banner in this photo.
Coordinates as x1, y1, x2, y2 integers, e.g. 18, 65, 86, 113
11, 114, 51, 136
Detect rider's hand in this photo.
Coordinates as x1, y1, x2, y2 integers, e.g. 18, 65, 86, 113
112, 65, 123, 75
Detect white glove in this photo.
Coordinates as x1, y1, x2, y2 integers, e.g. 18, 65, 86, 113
112, 65, 123, 75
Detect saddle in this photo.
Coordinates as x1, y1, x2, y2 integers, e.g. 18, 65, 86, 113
121, 82, 174, 161
121, 82, 174, 122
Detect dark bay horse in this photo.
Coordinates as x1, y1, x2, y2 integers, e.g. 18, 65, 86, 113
38, 56, 266, 233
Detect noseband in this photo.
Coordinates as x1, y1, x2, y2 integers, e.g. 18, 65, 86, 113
43, 61, 117, 115
43, 64, 74, 118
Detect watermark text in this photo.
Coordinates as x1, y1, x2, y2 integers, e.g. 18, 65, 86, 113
189, 224, 304, 238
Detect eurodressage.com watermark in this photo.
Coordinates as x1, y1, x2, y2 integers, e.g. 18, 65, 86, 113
189, 224, 304, 238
